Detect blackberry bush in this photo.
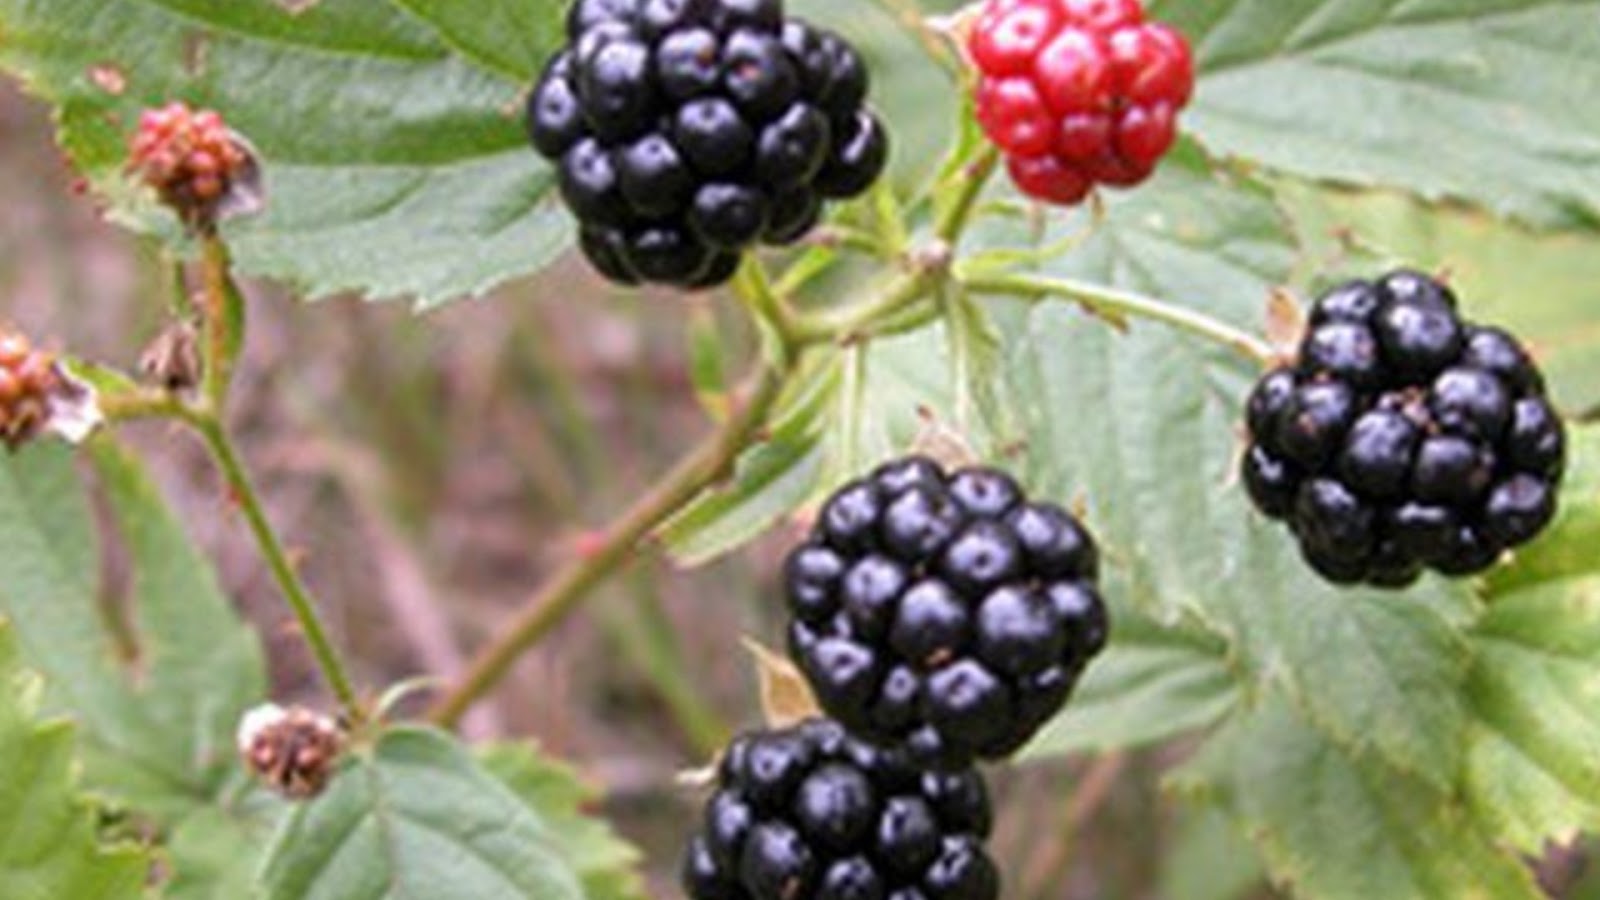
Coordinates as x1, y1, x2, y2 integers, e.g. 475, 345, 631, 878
1242, 270, 1567, 587
527, 0, 890, 289
2, 1, 1598, 898
683, 717, 999, 900
968, 0, 1193, 205
785, 455, 1108, 769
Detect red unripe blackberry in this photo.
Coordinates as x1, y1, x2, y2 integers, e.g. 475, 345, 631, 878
968, 0, 1193, 204
127, 102, 256, 230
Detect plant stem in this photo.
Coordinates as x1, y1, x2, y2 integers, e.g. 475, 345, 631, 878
428, 363, 790, 728
198, 235, 242, 412
99, 387, 193, 423
792, 269, 933, 345
935, 144, 1001, 245
963, 271, 1277, 366
733, 256, 805, 354
195, 417, 362, 715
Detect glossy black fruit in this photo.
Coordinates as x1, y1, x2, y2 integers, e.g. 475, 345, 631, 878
530, 0, 891, 289
1239, 270, 1566, 588
683, 719, 998, 900
785, 456, 1106, 769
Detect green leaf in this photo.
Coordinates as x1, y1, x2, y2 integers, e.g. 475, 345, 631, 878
1157, 0, 1600, 230
1022, 607, 1238, 759
0, 619, 148, 900
164, 800, 286, 900
1175, 691, 1542, 900
980, 151, 1474, 788
1463, 425, 1600, 852
390, 0, 560, 83
0, 440, 269, 850
0, 0, 567, 306
480, 743, 646, 900
1158, 804, 1267, 900
88, 439, 267, 813
1273, 179, 1600, 415
259, 726, 585, 900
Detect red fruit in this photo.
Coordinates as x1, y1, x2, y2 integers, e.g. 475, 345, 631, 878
1109, 22, 1193, 105
126, 101, 253, 229
0, 327, 64, 449
1007, 154, 1091, 205
976, 77, 1056, 157
1114, 102, 1176, 167
1056, 112, 1112, 163
969, 0, 1060, 77
1032, 28, 1110, 115
967, 0, 1194, 205
1059, 0, 1143, 31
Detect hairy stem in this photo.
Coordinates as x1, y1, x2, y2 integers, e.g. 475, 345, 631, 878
935, 144, 1001, 245
428, 363, 790, 728
198, 235, 243, 412
964, 271, 1277, 366
195, 417, 362, 715
104, 235, 364, 718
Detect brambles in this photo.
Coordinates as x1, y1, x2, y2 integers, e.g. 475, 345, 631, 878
528, 0, 889, 289
682, 717, 998, 900
968, 0, 1193, 205
785, 455, 1107, 769
1242, 270, 1567, 587
127, 102, 259, 231
237, 704, 345, 800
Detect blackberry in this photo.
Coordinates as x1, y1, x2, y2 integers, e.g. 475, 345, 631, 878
683, 718, 999, 900
1240, 270, 1567, 587
785, 456, 1107, 769
530, 0, 890, 289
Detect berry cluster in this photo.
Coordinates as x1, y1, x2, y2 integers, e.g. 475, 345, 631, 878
968, 0, 1193, 205
683, 718, 999, 900
529, 0, 889, 289
1242, 270, 1567, 587
0, 328, 65, 450
128, 102, 252, 229
785, 456, 1107, 769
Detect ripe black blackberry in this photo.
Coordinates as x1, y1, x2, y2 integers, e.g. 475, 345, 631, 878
683, 717, 999, 900
1242, 270, 1567, 588
528, 0, 890, 289
784, 456, 1108, 770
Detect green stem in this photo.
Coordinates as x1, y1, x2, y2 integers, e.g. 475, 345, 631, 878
195, 417, 362, 715
935, 145, 1001, 245
792, 268, 935, 345
428, 362, 791, 728
964, 271, 1277, 366
198, 235, 243, 412
733, 256, 805, 355
100, 387, 192, 423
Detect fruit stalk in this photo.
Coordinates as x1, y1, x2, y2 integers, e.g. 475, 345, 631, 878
199, 234, 244, 412
963, 271, 1276, 365
195, 416, 362, 716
